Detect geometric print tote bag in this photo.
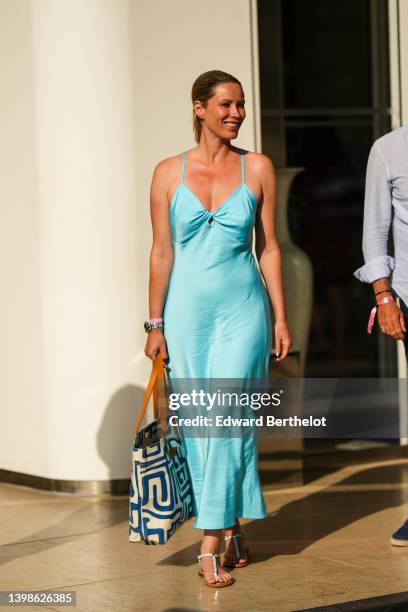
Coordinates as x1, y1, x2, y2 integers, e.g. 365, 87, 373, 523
129, 353, 193, 545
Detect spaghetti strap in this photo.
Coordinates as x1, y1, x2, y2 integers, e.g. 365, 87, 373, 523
240, 149, 245, 183
180, 151, 187, 184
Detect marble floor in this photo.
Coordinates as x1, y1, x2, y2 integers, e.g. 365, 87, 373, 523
2, 458, 408, 611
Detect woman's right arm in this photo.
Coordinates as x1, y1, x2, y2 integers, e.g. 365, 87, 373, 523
144, 160, 174, 360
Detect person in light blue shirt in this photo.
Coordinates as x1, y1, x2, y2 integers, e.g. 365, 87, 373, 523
354, 125, 408, 545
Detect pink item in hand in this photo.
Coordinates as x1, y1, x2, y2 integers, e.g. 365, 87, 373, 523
367, 295, 394, 334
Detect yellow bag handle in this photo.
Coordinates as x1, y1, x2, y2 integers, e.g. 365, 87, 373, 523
134, 353, 165, 434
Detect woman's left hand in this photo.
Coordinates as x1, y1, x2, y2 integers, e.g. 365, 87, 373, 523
274, 320, 292, 362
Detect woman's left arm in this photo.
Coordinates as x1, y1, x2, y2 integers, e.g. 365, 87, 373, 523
254, 154, 292, 361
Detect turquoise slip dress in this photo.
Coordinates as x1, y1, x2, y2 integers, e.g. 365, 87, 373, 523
163, 149, 272, 529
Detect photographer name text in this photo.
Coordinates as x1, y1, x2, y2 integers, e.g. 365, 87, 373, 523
168, 415, 327, 428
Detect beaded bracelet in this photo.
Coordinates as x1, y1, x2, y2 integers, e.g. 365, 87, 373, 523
374, 289, 392, 297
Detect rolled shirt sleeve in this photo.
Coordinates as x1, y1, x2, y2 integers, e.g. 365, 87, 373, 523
354, 142, 395, 283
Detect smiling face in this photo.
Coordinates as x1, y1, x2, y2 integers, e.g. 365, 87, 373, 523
194, 82, 246, 140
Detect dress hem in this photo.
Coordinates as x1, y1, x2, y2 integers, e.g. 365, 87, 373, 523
193, 512, 268, 530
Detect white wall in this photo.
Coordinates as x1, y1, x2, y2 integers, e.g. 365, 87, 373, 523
0, 0, 258, 481
0, 0, 48, 476
130, 0, 259, 284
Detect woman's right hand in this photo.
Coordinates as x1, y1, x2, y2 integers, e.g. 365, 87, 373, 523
144, 328, 169, 362
378, 301, 406, 340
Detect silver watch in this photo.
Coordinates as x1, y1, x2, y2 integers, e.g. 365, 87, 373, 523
144, 320, 164, 333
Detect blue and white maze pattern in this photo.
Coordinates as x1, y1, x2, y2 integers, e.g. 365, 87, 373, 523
129, 434, 193, 544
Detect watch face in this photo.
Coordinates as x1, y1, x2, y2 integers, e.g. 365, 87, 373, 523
144, 321, 150, 332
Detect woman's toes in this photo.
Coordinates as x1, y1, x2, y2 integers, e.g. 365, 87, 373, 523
204, 569, 216, 583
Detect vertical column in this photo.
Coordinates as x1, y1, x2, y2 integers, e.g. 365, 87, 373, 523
397, 0, 408, 125
0, 0, 48, 477
31, 0, 145, 479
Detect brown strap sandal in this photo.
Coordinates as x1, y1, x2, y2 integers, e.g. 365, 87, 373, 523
197, 552, 235, 588
223, 533, 250, 568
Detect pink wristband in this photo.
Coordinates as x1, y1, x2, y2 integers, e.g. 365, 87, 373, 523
367, 295, 394, 334
149, 317, 163, 323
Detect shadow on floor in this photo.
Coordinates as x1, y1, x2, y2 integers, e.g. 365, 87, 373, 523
2, 462, 408, 572
157, 462, 408, 567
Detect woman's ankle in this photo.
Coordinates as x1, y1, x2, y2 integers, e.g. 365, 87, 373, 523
200, 529, 223, 553
224, 520, 241, 537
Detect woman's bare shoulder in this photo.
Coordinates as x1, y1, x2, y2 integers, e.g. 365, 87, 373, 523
150, 152, 187, 199
152, 152, 184, 178
243, 150, 275, 174
241, 151, 276, 192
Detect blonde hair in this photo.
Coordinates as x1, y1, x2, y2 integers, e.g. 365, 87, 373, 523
191, 70, 242, 143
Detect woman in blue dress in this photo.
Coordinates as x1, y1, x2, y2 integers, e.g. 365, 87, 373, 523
144, 70, 292, 587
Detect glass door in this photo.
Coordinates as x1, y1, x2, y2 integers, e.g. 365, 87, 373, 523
258, 0, 395, 379
257, 0, 400, 458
